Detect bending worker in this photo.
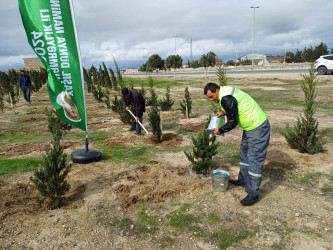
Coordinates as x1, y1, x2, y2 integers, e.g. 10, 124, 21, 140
121, 87, 146, 136
204, 82, 270, 206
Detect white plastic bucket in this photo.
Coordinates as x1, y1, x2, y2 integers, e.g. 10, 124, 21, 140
206, 116, 224, 136
211, 169, 230, 192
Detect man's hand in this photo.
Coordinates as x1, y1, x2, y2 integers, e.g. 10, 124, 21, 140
212, 128, 221, 135
216, 111, 225, 117
126, 106, 130, 111
135, 117, 139, 122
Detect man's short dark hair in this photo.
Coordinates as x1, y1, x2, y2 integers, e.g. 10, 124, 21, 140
20, 69, 25, 73
204, 82, 220, 95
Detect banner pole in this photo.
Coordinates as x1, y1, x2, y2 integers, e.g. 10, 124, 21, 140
68, 0, 101, 163
69, 0, 89, 151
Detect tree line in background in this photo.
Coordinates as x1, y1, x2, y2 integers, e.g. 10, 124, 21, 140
139, 51, 221, 72
0, 68, 47, 111
139, 42, 333, 70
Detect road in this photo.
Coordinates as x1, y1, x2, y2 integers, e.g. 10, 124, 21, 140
126, 68, 311, 77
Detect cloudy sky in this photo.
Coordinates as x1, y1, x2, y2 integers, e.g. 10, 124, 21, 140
1, 0, 333, 70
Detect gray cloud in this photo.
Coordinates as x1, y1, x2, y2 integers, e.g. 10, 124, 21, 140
1, 0, 332, 70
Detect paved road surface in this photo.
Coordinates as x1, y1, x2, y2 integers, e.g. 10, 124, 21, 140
127, 68, 311, 77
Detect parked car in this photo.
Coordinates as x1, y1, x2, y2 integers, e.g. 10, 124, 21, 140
314, 55, 333, 75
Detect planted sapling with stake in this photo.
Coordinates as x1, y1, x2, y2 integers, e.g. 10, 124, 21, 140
180, 87, 192, 118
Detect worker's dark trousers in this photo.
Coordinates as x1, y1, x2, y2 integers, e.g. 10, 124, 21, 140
130, 106, 143, 134
238, 119, 270, 197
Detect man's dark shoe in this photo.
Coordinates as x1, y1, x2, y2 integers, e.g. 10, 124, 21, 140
240, 195, 259, 206
128, 128, 136, 131
134, 132, 141, 136
229, 179, 246, 187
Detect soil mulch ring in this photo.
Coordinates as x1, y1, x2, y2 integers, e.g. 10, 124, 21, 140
106, 133, 183, 147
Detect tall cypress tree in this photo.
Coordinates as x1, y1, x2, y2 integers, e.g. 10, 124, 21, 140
282, 65, 324, 154
148, 85, 162, 141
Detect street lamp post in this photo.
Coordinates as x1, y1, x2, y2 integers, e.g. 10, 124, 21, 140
172, 35, 179, 78
250, 6, 259, 68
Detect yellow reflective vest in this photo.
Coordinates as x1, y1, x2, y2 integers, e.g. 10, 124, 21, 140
218, 86, 267, 131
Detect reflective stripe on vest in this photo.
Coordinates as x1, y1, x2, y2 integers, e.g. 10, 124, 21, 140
218, 86, 267, 131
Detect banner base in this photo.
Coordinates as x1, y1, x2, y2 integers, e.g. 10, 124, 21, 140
71, 149, 102, 164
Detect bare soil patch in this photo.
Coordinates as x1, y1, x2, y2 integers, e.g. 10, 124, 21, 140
0, 179, 86, 223
180, 122, 205, 132
106, 133, 183, 148
89, 120, 125, 129
0, 141, 82, 156
17, 117, 47, 123
87, 112, 114, 119
111, 164, 208, 208
2, 125, 48, 133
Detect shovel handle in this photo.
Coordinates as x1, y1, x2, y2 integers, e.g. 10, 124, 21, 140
128, 109, 151, 136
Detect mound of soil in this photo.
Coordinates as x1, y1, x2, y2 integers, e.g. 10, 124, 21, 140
150, 133, 183, 147
111, 164, 209, 208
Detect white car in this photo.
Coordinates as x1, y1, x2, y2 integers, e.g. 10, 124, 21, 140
314, 55, 333, 75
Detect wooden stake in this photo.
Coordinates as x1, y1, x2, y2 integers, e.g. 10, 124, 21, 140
185, 101, 189, 119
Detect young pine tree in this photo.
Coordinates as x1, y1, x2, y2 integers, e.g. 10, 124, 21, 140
180, 87, 192, 118
216, 64, 228, 87
30, 110, 71, 209
282, 65, 324, 154
184, 116, 219, 175
159, 85, 174, 111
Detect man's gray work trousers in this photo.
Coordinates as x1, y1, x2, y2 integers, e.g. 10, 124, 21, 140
238, 119, 270, 197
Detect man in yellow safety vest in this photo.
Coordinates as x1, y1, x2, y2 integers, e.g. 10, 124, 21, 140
204, 82, 270, 206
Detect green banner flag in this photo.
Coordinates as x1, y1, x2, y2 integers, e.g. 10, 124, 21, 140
18, 0, 87, 131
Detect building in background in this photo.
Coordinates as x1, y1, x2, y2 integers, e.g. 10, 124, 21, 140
23, 57, 45, 70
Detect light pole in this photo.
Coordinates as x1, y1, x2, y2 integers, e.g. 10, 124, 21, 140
250, 6, 259, 68
172, 35, 179, 78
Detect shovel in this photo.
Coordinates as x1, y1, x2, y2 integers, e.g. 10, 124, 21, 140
128, 109, 151, 137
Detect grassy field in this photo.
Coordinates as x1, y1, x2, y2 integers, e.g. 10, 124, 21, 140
0, 74, 333, 249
